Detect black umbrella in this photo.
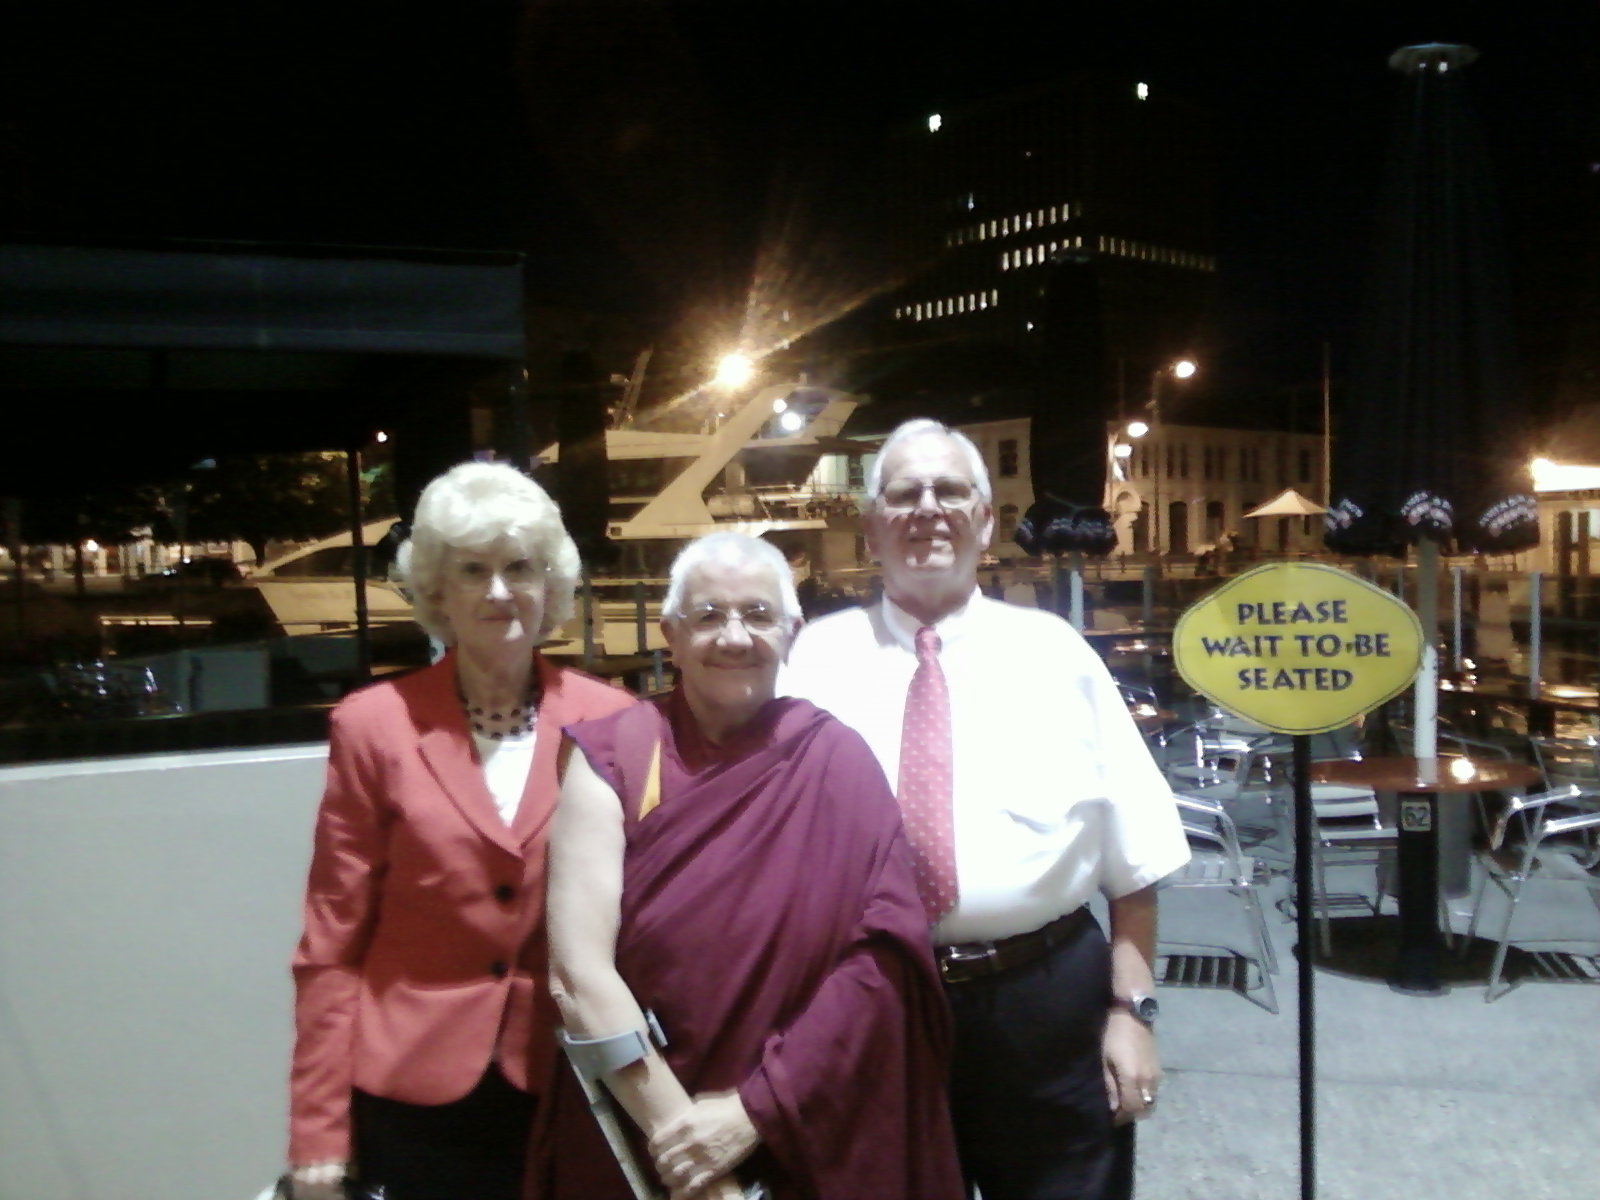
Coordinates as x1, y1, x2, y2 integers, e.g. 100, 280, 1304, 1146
1013, 257, 1121, 628
1015, 257, 1119, 561
1325, 45, 1538, 559
1326, 42, 1541, 775
1319, 42, 1541, 1003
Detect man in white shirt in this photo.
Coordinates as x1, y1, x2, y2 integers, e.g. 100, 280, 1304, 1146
780, 418, 1189, 1200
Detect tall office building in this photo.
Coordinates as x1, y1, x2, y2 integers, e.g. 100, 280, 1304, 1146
877, 74, 1216, 393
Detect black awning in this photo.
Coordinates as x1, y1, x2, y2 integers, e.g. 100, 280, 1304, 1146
0, 240, 526, 495
0, 242, 525, 358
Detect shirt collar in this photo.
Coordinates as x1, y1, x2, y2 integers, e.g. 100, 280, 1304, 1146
882, 586, 984, 652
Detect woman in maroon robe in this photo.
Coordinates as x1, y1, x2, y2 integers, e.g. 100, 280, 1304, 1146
533, 533, 962, 1200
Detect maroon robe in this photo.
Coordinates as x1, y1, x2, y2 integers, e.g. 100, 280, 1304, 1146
529, 691, 963, 1200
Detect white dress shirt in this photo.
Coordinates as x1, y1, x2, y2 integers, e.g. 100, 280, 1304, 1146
780, 591, 1189, 944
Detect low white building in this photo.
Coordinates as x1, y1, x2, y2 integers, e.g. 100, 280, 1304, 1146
805, 414, 1327, 561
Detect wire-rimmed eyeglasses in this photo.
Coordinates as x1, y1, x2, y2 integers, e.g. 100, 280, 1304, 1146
878, 476, 979, 511
679, 602, 783, 636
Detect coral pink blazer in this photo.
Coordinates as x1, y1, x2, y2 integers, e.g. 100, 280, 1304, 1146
288, 653, 635, 1163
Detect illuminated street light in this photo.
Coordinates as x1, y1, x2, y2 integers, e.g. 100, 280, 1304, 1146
375, 430, 389, 444
1126, 420, 1150, 438
1146, 359, 1200, 558
713, 352, 755, 389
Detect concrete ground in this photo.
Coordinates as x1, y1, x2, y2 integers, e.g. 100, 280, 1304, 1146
1130, 814, 1600, 1200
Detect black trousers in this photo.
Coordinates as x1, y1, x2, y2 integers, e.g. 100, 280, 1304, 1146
350, 1066, 535, 1200
944, 913, 1135, 1200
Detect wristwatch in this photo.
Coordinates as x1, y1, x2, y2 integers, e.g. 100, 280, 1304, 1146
1111, 992, 1159, 1026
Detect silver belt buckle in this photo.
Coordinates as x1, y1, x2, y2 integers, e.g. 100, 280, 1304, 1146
940, 941, 999, 979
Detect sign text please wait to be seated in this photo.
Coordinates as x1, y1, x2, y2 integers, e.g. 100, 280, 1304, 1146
1172, 563, 1424, 735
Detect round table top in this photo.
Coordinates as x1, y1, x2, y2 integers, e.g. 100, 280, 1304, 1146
1130, 707, 1177, 730
1310, 755, 1540, 793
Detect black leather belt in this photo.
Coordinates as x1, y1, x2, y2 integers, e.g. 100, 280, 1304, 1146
936, 907, 1091, 984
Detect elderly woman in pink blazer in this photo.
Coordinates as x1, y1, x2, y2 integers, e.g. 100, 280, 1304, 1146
285, 462, 634, 1200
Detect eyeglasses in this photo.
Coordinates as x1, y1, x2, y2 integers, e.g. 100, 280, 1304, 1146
878, 476, 979, 511
679, 602, 783, 636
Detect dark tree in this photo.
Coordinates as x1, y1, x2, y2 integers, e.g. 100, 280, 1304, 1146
184, 453, 352, 565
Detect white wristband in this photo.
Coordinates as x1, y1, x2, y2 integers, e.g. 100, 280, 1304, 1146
289, 1161, 347, 1186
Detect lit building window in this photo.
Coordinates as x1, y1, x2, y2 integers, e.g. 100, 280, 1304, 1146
1049, 205, 1059, 223
965, 192, 975, 210
1136, 82, 1149, 100
928, 113, 943, 132
1024, 213, 1034, 230
990, 289, 999, 305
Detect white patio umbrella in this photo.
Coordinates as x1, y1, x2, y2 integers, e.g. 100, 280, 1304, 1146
1243, 488, 1327, 519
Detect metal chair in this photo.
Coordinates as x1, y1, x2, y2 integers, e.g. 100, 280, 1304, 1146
1306, 777, 1394, 956
1529, 735, 1600, 792
1162, 792, 1280, 1013
1465, 784, 1600, 1001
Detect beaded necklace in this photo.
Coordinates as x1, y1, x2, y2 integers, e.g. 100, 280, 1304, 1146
461, 676, 541, 741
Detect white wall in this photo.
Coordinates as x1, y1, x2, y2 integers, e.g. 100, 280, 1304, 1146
0, 744, 328, 1200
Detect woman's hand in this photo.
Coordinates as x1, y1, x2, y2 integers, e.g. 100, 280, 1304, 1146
649, 1090, 760, 1199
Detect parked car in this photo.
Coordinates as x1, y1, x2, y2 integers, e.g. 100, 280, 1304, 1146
157, 557, 243, 586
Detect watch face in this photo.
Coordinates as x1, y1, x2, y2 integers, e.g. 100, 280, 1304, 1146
1134, 995, 1159, 1022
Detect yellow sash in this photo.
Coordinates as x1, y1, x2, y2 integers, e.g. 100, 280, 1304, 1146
636, 739, 663, 820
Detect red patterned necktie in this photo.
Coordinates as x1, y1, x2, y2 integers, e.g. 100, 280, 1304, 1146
897, 625, 959, 921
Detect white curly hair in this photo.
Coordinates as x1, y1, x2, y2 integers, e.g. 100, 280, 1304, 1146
398, 461, 580, 645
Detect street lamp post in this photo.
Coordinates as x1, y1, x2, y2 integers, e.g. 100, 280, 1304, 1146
1145, 359, 1197, 562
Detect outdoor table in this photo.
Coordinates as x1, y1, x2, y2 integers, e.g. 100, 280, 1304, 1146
1128, 705, 1176, 733
1441, 679, 1600, 738
1309, 755, 1540, 995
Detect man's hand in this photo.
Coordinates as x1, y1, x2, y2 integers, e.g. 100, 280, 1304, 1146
1102, 1008, 1161, 1125
649, 1090, 760, 1199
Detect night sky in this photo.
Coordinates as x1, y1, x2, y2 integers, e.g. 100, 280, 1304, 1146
3, 1, 1595, 417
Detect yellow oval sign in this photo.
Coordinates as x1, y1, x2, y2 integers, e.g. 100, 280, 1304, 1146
1173, 562, 1424, 735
